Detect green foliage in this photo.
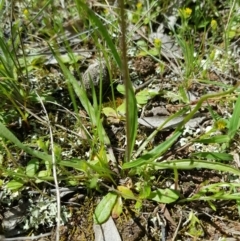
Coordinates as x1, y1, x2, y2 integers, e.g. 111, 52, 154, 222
94, 192, 118, 224
148, 188, 180, 203
228, 93, 240, 140
0, 37, 17, 79
0, 2, 240, 239
186, 211, 204, 238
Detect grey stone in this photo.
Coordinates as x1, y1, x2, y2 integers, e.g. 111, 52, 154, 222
81, 61, 109, 96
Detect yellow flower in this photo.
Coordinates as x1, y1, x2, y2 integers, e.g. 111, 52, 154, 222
211, 19, 218, 30
180, 8, 192, 19
154, 38, 161, 48
136, 2, 142, 11
184, 8, 192, 18
23, 9, 29, 18
215, 119, 227, 130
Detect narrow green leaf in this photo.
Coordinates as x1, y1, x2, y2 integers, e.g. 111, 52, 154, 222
0, 0, 5, 11
75, 1, 121, 68
52, 53, 96, 124
228, 93, 240, 139
52, 51, 113, 151
175, 85, 239, 133
86, 162, 116, 177
191, 152, 233, 161
180, 182, 240, 202
94, 192, 118, 224
59, 159, 88, 172
207, 200, 216, 211
196, 135, 230, 144
183, 192, 240, 202
153, 159, 240, 176
0, 122, 52, 162
0, 37, 16, 79
114, 0, 138, 162
125, 83, 138, 161
179, 85, 189, 103
122, 131, 182, 169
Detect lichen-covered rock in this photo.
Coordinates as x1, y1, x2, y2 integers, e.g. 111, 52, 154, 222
81, 61, 109, 96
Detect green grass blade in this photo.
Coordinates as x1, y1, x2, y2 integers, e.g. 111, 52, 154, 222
191, 152, 233, 161
228, 93, 240, 139
52, 52, 97, 124
119, 0, 138, 162
175, 84, 239, 133
75, 0, 138, 161
56, 54, 109, 143
0, 122, 52, 162
195, 135, 230, 144
0, 37, 16, 79
74, 0, 121, 68
180, 183, 240, 202
125, 84, 138, 161
122, 130, 182, 169
154, 159, 240, 175
135, 108, 188, 158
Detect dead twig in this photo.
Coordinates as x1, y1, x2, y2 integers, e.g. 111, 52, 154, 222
35, 92, 61, 241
